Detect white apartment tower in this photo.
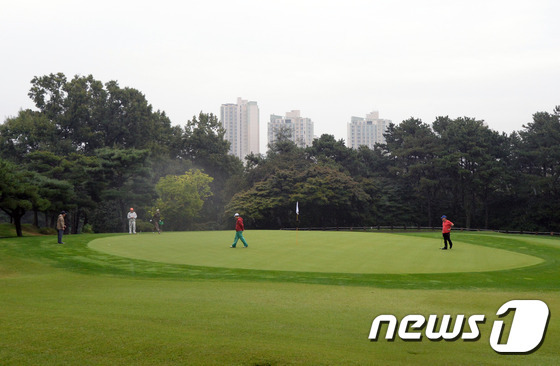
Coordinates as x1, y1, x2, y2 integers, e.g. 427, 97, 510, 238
220, 97, 260, 160
347, 111, 391, 149
268, 110, 314, 148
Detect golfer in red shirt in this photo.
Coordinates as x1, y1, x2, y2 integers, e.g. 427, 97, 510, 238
230, 213, 248, 248
441, 215, 454, 250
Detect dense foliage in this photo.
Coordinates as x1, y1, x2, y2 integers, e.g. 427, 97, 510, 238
1, 73, 559, 235
229, 111, 560, 232
0, 73, 241, 235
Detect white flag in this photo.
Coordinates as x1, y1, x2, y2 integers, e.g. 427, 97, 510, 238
296, 201, 299, 215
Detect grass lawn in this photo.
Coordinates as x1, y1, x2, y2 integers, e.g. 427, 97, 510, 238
1, 228, 559, 365
89, 230, 543, 273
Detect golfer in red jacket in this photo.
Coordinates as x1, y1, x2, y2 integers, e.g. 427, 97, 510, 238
230, 213, 248, 248
441, 215, 454, 250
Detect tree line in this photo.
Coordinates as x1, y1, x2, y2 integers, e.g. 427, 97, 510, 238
1, 73, 559, 235
235, 111, 560, 232
0, 73, 241, 236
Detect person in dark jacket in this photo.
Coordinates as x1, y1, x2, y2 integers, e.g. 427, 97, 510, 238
152, 209, 161, 234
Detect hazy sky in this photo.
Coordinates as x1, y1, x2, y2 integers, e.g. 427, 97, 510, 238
2, 0, 559, 153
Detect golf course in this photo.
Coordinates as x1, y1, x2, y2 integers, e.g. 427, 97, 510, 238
1, 228, 559, 365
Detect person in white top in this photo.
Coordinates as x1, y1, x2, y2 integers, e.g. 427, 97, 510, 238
127, 207, 137, 234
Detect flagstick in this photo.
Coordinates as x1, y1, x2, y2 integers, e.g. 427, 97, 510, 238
296, 201, 299, 245
296, 214, 299, 245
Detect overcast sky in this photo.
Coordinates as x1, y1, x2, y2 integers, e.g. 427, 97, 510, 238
2, 0, 559, 153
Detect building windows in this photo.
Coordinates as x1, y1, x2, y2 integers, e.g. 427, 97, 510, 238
220, 98, 260, 160
347, 111, 391, 149
267, 110, 314, 148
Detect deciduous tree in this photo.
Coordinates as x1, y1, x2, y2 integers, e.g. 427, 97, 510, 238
154, 169, 213, 230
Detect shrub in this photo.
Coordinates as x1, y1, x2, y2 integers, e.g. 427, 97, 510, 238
136, 220, 154, 233
81, 224, 94, 234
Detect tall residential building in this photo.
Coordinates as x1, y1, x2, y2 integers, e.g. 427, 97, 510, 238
220, 97, 260, 160
268, 110, 314, 148
347, 111, 391, 149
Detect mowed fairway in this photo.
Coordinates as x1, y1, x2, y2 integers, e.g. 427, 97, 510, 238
89, 230, 543, 274
1, 230, 559, 365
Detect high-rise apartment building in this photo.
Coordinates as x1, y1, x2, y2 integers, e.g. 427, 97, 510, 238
220, 97, 260, 160
268, 110, 314, 148
347, 111, 391, 149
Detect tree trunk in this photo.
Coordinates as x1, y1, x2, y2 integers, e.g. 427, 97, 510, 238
13, 208, 26, 237
15, 219, 23, 237
464, 195, 472, 229
427, 200, 433, 227
119, 200, 127, 233
49, 212, 56, 228
484, 198, 489, 229
71, 207, 80, 234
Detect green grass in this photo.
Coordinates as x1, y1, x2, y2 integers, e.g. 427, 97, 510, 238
89, 231, 543, 274
0, 222, 44, 237
1, 229, 559, 365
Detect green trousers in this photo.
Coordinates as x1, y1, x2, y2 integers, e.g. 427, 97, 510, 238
232, 231, 248, 247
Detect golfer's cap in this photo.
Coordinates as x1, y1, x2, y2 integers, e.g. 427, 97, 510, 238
61, 210, 66, 214
130, 208, 134, 211
234, 213, 239, 217
441, 215, 447, 219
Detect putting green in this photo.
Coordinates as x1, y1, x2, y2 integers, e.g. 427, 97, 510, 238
88, 230, 544, 274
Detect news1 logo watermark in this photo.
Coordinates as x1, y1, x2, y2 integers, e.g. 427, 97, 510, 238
368, 300, 550, 354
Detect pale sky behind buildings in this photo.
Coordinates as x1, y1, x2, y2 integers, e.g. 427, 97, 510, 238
2, 0, 559, 154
